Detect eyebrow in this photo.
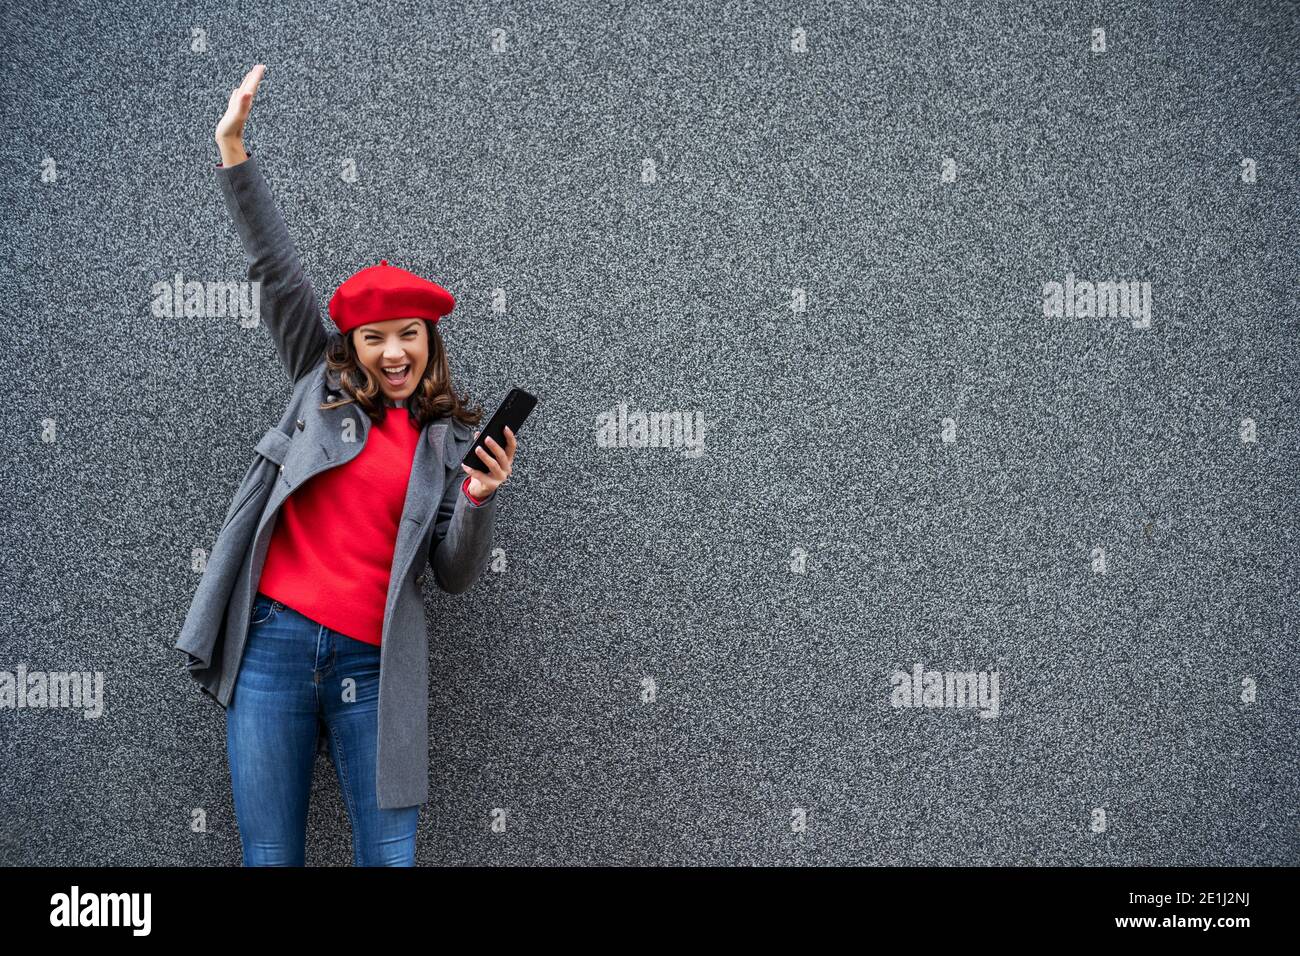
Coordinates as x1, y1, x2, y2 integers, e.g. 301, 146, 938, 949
362, 322, 421, 335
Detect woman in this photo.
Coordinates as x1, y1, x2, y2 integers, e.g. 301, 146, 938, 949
186, 63, 519, 866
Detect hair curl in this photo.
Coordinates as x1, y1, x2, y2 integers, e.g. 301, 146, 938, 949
318, 320, 483, 431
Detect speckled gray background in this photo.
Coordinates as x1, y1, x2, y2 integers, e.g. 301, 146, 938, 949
1, 0, 1296, 866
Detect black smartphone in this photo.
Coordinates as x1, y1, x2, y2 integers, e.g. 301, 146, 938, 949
461, 387, 538, 473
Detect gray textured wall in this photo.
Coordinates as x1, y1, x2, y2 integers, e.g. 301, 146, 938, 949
1, 0, 1296, 866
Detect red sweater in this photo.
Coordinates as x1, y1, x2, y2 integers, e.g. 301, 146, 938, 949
256, 404, 488, 646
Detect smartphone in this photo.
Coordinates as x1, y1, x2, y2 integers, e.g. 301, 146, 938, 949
461, 387, 539, 474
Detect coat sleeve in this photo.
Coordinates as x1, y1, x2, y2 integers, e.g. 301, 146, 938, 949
215, 152, 330, 385
428, 463, 498, 595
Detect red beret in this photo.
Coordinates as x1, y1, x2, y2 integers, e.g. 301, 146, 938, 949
327, 259, 456, 336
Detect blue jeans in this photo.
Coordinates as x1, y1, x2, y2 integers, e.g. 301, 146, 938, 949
226, 592, 420, 866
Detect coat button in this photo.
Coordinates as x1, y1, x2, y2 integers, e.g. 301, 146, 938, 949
279, 464, 285, 473
415, 572, 427, 587
295, 418, 305, 430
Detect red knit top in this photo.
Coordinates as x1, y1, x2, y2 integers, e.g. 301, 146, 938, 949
256, 404, 486, 646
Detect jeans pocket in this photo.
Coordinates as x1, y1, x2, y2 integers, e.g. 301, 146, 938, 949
249, 595, 285, 627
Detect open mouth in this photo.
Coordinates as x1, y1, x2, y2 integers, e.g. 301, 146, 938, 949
381, 363, 410, 386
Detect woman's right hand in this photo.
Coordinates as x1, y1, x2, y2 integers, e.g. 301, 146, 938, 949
215, 64, 266, 146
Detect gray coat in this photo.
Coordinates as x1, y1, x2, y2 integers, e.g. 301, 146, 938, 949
174, 154, 498, 810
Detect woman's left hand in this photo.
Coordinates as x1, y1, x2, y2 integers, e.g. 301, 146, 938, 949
463, 426, 517, 501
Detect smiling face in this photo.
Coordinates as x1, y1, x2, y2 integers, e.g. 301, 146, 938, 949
352, 318, 429, 403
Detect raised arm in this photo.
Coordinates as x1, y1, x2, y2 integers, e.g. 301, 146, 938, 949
213, 64, 328, 385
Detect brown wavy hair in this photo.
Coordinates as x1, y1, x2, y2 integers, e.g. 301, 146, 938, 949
318, 320, 484, 431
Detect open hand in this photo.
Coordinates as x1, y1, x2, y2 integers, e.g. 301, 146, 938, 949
216, 64, 266, 144
462, 427, 517, 501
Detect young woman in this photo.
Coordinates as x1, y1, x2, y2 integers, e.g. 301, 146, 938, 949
189, 63, 519, 866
